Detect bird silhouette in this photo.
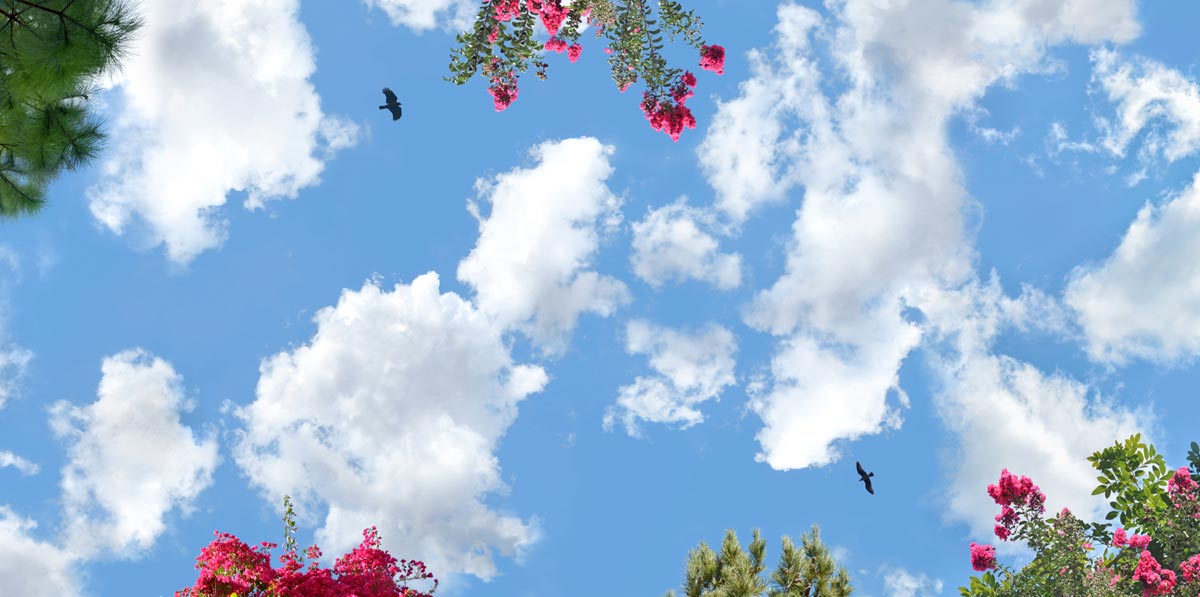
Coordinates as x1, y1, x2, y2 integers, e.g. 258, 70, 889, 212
379, 87, 402, 120
856, 461, 875, 495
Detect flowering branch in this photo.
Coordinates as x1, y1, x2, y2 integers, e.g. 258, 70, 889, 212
445, 0, 725, 140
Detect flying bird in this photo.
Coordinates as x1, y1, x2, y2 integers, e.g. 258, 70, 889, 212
856, 461, 875, 495
379, 87, 402, 120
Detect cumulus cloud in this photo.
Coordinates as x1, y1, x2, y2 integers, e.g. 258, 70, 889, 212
882, 567, 944, 597
1065, 172, 1200, 365
363, 0, 475, 31
458, 137, 630, 354
235, 273, 545, 580
604, 320, 737, 437
50, 350, 219, 559
917, 279, 1150, 543
1092, 49, 1200, 164
629, 199, 742, 290
88, 0, 360, 264
0, 506, 78, 597
702, 0, 1138, 471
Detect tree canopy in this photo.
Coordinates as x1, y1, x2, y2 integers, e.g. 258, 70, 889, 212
665, 525, 853, 597
0, 0, 140, 218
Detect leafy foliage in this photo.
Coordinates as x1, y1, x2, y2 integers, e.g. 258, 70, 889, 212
0, 0, 140, 218
665, 525, 853, 597
1088, 434, 1171, 534
960, 435, 1200, 597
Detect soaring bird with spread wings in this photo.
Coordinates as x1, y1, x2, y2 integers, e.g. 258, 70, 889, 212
379, 87, 402, 120
857, 461, 875, 495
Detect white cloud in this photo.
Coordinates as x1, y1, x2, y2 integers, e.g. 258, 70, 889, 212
0, 346, 32, 412
1045, 121, 1102, 157
0, 452, 38, 476
235, 273, 545, 581
458, 137, 630, 354
0, 506, 78, 597
363, 0, 475, 31
747, 313, 920, 470
917, 280, 1150, 545
1065, 172, 1200, 365
629, 199, 742, 290
88, 0, 359, 264
1092, 49, 1200, 164
0, 250, 32, 411
882, 567, 944, 597
50, 350, 219, 559
604, 320, 737, 437
702, 0, 1138, 471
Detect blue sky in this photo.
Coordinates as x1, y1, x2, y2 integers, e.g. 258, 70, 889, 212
2, 0, 1200, 595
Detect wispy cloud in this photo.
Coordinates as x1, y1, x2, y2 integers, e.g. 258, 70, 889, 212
604, 320, 738, 436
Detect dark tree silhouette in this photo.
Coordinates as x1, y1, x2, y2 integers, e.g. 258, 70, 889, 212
856, 461, 874, 495
379, 87, 402, 120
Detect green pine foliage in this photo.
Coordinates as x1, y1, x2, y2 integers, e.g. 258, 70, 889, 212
665, 525, 854, 597
0, 0, 140, 218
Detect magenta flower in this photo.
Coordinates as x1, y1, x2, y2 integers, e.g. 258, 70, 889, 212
986, 468, 1046, 511
1168, 466, 1198, 494
1113, 527, 1128, 547
1132, 550, 1177, 596
640, 94, 696, 141
699, 44, 725, 75
993, 524, 1010, 540
1129, 533, 1152, 550
970, 542, 997, 572
545, 37, 568, 53
492, 0, 520, 21
1181, 554, 1200, 583
538, 1, 570, 36
567, 43, 582, 63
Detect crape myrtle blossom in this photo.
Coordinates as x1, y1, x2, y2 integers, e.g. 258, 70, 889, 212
970, 542, 997, 572
447, 0, 725, 140
1132, 550, 1177, 596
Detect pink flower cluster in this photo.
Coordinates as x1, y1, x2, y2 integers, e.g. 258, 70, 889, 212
544, 37, 581, 62
1181, 554, 1200, 583
1169, 467, 1198, 494
699, 44, 725, 75
493, 0, 520, 21
528, 0, 570, 36
640, 72, 699, 141
1133, 550, 1177, 596
989, 469, 1046, 541
175, 527, 437, 597
987, 468, 1047, 511
970, 542, 997, 572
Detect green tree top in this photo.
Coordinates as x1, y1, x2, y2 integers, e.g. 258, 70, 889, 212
1, 0, 141, 218
666, 525, 853, 597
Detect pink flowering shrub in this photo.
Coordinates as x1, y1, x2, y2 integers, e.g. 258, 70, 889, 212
959, 436, 1200, 597
176, 497, 437, 597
